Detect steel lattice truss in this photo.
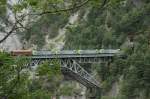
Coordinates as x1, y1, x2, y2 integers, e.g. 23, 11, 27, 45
28, 49, 122, 88
61, 59, 99, 87
29, 58, 99, 87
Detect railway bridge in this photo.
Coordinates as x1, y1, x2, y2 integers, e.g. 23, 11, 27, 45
27, 49, 122, 88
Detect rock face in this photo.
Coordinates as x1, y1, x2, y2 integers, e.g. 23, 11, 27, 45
44, 12, 79, 50
106, 82, 119, 97
0, 0, 22, 51
0, 33, 22, 51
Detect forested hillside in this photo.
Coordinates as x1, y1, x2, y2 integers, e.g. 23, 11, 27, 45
65, 0, 150, 99
0, 0, 150, 99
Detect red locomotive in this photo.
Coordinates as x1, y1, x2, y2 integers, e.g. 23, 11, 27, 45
11, 50, 32, 56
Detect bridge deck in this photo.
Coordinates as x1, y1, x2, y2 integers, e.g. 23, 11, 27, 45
31, 49, 121, 59
28, 49, 121, 88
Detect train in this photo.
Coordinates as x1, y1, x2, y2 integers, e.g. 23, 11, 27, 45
11, 50, 32, 56
9, 49, 120, 56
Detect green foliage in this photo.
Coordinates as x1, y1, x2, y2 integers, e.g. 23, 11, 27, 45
0, 52, 30, 99
0, 52, 63, 98
28, 90, 52, 99
36, 59, 62, 78
0, 0, 7, 15
59, 82, 75, 96
31, 59, 63, 96
12, 0, 64, 12
12, 0, 90, 13
21, 13, 69, 48
59, 81, 83, 96
1, 0, 150, 98
0, 0, 6, 18
64, 0, 150, 99
64, 6, 121, 49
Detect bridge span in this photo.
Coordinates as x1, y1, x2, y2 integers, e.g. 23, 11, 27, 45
27, 49, 121, 88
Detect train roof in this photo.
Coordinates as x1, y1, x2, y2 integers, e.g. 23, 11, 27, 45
33, 49, 120, 55
11, 50, 32, 52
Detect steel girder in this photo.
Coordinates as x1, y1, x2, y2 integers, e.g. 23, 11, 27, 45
29, 58, 99, 87
61, 59, 99, 87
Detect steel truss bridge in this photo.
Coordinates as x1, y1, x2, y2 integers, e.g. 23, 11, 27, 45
28, 49, 121, 88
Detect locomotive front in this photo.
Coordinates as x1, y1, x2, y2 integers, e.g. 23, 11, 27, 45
11, 50, 32, 56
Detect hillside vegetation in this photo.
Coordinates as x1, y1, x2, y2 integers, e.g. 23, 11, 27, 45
0, 0, 150, 99
64, 0, 150, 99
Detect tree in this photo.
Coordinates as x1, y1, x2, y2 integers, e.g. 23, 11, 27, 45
0, 52, 30, 99
0, 52, 63, 99
64, 0, 150, 98
0, 0, 108, 44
